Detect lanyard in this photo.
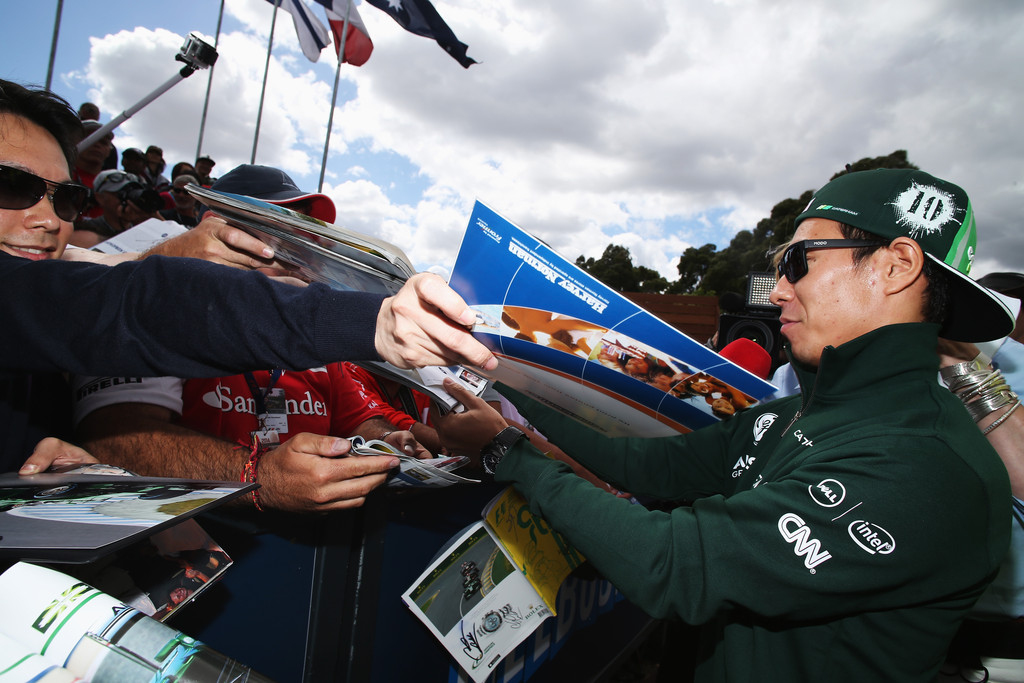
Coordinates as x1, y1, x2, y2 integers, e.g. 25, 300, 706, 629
243, 369, 283, 417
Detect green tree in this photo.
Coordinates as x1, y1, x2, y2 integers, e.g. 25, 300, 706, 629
667, 243, 717, 294
575, 244, 669, 293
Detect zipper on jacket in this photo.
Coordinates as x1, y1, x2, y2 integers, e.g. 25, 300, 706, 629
781, 408, 803, 436
779, 346, 831, 438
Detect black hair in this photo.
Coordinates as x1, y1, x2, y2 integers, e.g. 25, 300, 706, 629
839, 223, 949, 326
0, 79, 83, 172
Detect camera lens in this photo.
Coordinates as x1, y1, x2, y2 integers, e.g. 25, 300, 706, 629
120, 185, 164, 213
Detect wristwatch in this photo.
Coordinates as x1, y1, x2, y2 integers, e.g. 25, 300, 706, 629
481, 426, 527, 475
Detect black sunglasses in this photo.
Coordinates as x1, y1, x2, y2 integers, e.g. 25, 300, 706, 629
777, 239, 890, 284
0, 164, 90, 222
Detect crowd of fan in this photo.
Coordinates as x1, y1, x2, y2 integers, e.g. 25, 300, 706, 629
70, 101, 216, 247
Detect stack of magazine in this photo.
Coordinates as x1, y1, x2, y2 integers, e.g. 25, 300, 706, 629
187, 184, 416, 296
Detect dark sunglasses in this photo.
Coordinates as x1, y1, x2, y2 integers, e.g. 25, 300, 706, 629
0, 164, 90, 222
776, 239, 890, 284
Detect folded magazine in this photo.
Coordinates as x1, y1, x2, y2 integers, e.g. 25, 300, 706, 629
0, 562, 273, 682
448, 201, 777, 437
348, 437, 480, 488
402, 487, 583, 682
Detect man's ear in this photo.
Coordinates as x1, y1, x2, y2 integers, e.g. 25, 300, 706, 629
879, 237, 926, 295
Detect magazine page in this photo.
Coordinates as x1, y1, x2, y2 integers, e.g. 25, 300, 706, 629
481, 486, 585, 612
448, 200, 777, 437
352, 360, 490, 413
0, 562, 273, 682
90, 218, 187, 255
0, 631, 80, 682
187, 184, 413, 295
401, 523, 552, 683
0, 472, 254, 564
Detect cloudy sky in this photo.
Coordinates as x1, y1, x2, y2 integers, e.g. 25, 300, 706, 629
4, 0, 1022, 281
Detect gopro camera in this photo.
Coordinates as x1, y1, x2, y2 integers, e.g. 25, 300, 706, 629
176, 32, 218, 71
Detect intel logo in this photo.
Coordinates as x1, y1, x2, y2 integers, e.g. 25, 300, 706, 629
848, 520, 895, 555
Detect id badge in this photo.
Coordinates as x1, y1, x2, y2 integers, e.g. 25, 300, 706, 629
254, 387, 288, 443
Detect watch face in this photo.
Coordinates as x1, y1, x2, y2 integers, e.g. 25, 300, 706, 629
482, 426, 526, 475
482, 447, 503, 475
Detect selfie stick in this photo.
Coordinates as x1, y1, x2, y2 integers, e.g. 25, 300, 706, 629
76, 33, 218, 153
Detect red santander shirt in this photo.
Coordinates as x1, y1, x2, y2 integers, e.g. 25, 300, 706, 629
179, 364, 384, 443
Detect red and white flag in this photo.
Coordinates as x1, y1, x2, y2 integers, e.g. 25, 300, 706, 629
313, 0, 374, 66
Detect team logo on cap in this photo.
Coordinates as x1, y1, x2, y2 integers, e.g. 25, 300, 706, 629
889, 181, 959, 238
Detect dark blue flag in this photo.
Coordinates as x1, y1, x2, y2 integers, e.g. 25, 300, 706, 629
364, 0, 476, 68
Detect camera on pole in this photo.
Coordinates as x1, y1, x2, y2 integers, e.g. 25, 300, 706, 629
76, 33, 218, 154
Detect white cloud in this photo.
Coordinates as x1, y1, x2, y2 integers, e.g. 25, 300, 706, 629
74, 0, 1024, 282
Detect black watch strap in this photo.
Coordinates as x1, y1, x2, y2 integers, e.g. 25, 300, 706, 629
481, 426, 526, 475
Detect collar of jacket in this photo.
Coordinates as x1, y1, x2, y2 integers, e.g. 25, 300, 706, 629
789, 322, 941, 401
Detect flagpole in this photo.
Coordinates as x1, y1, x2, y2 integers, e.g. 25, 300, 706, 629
44, 0, 64, 91
195, 0, 225, 161
252, 0, 282, 164
318, 0, 352, 192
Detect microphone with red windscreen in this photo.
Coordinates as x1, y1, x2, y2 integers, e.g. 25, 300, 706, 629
718, 337, 773, 380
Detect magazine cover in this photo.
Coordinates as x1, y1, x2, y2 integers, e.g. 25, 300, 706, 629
187, 184, 415, 295
448, 201, 777, 437
0, 472, 254, 564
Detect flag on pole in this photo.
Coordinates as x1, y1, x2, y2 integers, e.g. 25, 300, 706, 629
265, 0, 331, 62
312, 0, 374, 66
364, 0, 476, 68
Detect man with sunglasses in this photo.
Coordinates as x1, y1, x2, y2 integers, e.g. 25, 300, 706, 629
159, 173, 200, 227
434, 168, 1016, 682
0, 78, 496, 473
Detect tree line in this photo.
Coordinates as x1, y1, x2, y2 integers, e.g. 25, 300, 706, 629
575, 151, 917, 297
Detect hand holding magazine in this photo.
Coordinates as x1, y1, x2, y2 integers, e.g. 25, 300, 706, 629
186, 184, 415, 295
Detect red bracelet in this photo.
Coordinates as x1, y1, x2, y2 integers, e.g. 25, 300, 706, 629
238, 435, 267, 511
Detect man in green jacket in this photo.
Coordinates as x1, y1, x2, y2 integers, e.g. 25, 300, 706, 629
438, 169, 1017, 682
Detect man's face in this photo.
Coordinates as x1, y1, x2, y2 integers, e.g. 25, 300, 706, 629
77, 134, 113, 170
0, 114, 73, 260
769, 218, 880, 366
196, 159, 213, 176
122, 155, 145, 175
171, 181, 195, 211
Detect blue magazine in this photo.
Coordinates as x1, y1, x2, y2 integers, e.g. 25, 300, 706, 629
449, 201, 776, 437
